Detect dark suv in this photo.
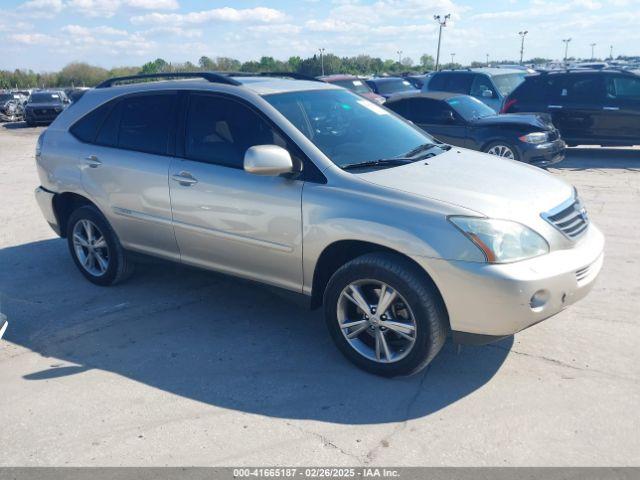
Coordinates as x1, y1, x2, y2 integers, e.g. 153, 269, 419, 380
25, 90, 70, 126
502, 69, 640, 146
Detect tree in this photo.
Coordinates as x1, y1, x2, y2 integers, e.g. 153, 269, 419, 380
419, 54, 435, 71
140, 58, 169, 74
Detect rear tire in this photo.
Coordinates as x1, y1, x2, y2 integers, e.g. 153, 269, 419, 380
66, 205, 134, 286
323, 252, 448, 377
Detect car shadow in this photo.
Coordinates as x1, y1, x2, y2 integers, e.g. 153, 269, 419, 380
1, 121, 30, 130
553, 147, 640, 170
0, 238, 512, 425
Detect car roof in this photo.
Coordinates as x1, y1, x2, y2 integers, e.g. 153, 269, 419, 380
319, 74, 359, 81
367, 77, 407, 83
435, 68, 525, 76
386, 91, 461, 103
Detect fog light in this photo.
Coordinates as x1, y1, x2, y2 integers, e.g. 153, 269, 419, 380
530, 289, 550, 311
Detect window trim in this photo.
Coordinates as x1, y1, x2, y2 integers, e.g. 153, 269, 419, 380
178, 90, 327, 183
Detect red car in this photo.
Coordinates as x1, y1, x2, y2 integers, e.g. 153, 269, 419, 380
319, 74, 386, 104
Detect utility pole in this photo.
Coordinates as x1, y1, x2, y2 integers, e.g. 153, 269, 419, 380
518, 31, 528, 65
486, 53, 489, 67
318, 48, 326, 76
590, 43, 596, 60
609, 45, 614, 60
450, 53, 456, 66
562, 38, 572, 63
397, 50, 403, 67
433, 14, 451, 71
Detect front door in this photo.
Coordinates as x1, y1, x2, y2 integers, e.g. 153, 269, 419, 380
169, 93, 304, 292
601, 74, 640, 145
411, 98, 469, 147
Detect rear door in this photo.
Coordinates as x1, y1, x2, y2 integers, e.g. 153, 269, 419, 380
601, 74, 640, 145
78, 92, 180, 260
546, 73, 606, 144
168, 92, 304, 292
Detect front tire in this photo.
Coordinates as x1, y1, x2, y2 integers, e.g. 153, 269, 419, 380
66, 205, 133, 286
483, 141, 520, 161
323, 252, 448, 377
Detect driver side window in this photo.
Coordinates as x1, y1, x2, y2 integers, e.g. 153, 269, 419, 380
470, 75, 494, 98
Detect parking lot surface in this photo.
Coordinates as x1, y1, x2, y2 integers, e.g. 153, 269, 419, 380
0, 123, 639, 466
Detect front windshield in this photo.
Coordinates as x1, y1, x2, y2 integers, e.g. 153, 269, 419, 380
0, 94, 14, 103
332, 79, 372, 95
29, 92, 63, 104
447, 96, 495, 121
375, 79, 416, 95
265, 89, 435, 168
492, 73, 526, 96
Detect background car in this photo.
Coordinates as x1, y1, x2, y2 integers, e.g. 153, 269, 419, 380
403, 74, 431, 89
319, 74, 385, 104
24, 90, 70, 126
502, 69, 640, 146
365, 76, 418, 99
0, 92, 25, 122
386, 92, 565, 166
423, 68, 528, 112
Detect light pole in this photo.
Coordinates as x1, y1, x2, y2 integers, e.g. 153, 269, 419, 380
518, 30, 528, 65
450, 53, 456, 66
590, 43, 596, 60
486, 53, 489, 67
562, 38, 572, 63
397, 50, 403, 67
318, 48, 326, 76
609, 45, 614, 60
433, 14, 451, 71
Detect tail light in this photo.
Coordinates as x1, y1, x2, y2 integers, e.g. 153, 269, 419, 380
501, 98, 517, 114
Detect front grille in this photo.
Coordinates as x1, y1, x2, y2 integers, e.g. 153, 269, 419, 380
542, 196, 589, 239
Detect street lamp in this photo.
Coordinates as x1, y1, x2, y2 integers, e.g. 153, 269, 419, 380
397, 50, 403, 66
433, 14, 451, 71
450, 53, 456, 66
486, 53, 490, 67
609, 45, 614, 60
318, 48, 326, 76
518, 30, 528, 65
590, 43, 596, 60
562, 38, 572, 63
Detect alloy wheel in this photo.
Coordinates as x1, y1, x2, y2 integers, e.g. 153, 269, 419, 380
337, 280, 417, 363
487, 144, 516, 159
72, 219, 110, 277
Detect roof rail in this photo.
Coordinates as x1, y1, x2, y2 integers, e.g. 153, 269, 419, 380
227, 71, 323, 82
95, 71, 241, 89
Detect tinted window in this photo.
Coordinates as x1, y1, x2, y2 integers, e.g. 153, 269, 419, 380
118, 94, 177, 155
427, 73, 448, 91
266, 89, 435, 168
185, 94, 286, 168
446, 74, 473, 94
447, 96, 495, 120
95, 101, 122, 147
70, 102, 112, 143
606, 75, 640, 101
409, 98, 451, 123
332, 79, 372, 94
386, 98, 411, 118
29, 92, 64, 104
374, 79, 416, 95
553, 74, 605, 102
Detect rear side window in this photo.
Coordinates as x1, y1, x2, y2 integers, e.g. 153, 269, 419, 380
95, 101, 122, 147
549, 74, 604, 102
606, 75, 640, 100
446, 74, 473, 94
118, 94, 177, 155
185, 94, 286, 168
409, 98, 451, 123
70, 102, 112, 143
428, 73, 448, 91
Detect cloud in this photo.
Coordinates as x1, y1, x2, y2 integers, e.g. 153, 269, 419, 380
63, 0, 179, 18
18, 0, 64, 17
131, 6, 287, 25
8, 33, 58, 45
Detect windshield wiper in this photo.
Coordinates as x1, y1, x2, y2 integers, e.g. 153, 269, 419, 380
403, 143, 451, 158
342, 158, 413, 171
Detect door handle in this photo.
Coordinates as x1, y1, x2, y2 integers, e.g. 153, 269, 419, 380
85, 155, 102, 168
547, 105, 563, 109
171, 171, 198, 186
603, 106, 620, 111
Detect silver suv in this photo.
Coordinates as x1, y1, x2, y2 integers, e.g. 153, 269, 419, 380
34, 72, 604, 377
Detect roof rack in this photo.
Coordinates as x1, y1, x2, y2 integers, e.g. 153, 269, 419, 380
227, 71, 323, 82
95, 71, 241, 89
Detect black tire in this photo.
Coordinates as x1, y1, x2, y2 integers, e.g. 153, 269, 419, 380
323, 252, 448, 377
483, 141, 520, 161
66, 205, 134, 286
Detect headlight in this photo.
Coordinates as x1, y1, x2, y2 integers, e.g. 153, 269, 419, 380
449, 216, 549, 263
519, 131, 549, 144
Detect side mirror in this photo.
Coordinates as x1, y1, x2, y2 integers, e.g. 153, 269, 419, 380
482, 89, 494, 98
244, 145, 294, 176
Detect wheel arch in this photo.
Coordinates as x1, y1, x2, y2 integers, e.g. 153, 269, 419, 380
52, 192, 100, 238
310, 240, 448, 320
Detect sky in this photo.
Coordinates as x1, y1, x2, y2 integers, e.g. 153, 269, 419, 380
1, 0, 639, 71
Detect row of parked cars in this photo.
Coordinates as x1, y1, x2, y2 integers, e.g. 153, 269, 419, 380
0, 87, 89, 125
320, 67, 640, 166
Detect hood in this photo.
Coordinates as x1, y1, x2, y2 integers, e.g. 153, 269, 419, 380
357, 148, 573, 219
472, 112, 554, 130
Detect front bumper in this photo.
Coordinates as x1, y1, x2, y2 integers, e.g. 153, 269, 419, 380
417, 224, 605, 343
0, 313, 7, 341
35, 186, 61, 236
25, 109, 61, 125
521, 138, 566, 167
